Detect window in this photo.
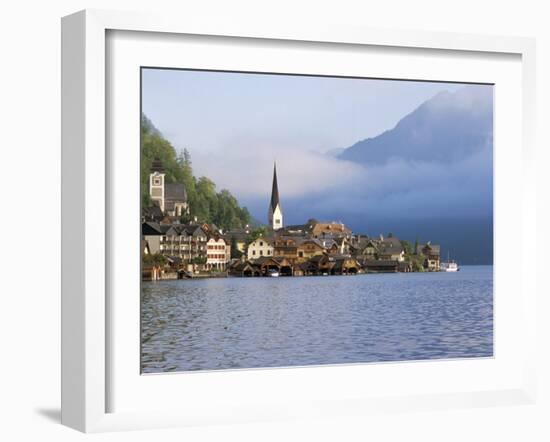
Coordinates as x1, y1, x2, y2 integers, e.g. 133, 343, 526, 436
275, 219, 280, 224
252, 250, 256, 255
260, 242, 263, 246
260, 250, 263, 256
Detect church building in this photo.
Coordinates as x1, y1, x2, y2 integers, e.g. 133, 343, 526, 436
149, 158, 189, 217
267, 162, 284, 230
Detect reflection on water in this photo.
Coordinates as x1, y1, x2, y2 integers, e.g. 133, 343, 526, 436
141, 266, 493, 373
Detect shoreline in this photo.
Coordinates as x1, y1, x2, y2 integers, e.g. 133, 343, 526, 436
142, 264, 492, 282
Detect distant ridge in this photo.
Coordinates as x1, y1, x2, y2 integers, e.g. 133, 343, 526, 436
338, 85, 493, 165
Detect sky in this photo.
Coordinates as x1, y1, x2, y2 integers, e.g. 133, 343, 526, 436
141, 68, 493, 263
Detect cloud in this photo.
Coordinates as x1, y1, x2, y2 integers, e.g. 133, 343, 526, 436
191, 135, 365, 199
191, 134, 492, 227
189, 84, 493, 229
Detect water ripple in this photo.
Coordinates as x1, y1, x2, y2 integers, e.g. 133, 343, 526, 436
141, 266, 493, 373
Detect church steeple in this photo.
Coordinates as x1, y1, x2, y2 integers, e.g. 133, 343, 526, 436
268, 162, 283, 230
270, 163, 280, 212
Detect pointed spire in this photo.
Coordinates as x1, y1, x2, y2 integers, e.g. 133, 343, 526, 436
270, 162, 280, 211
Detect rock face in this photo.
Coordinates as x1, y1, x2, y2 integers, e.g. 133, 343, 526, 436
338, 85, 493, 165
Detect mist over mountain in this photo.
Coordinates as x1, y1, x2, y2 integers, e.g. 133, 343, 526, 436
325, 85, 494, 264
239, 85, 493, 264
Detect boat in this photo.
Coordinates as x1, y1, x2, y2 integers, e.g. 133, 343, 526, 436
440, 252, 460, 272
267, 269, 280, 277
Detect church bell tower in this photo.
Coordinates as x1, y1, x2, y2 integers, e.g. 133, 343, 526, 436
149, 157, 165, 212
268, 162, 283, 230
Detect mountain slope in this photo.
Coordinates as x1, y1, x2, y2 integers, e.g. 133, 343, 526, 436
338, 85, 493, 165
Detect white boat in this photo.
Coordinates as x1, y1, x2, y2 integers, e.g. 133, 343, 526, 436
440, 252, 459, 272
440, 261, 459, 272
267, 269, 280, 277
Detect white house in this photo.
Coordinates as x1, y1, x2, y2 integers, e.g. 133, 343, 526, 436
206, 236, 229, 270
247, 238, 274, 260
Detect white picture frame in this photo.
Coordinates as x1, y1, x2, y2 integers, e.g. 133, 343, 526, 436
61, 9, 537, 433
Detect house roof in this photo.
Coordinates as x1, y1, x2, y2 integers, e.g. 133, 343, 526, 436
311, 222, 352, 235
142, 221, 162, 235
252, 256, 281, 266
224, 228, 252, 241
207, 235, 227, 244
309, 254, 331, 263
164, 183, 188, 205
233, 261, 257, 272
299, 238, 327, 249
283, 224, 312, 233
141, 201, 164, 221
417, 243, 441, 255
378, 237, 404, 255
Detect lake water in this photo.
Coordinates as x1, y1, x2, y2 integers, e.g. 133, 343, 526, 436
141, 265, 493, 373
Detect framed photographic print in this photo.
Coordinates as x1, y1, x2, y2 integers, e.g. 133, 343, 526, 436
61, 9, 538, 432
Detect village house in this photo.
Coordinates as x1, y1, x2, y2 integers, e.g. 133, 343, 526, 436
273, 237, 300, 262
251, 256, 294, 276
206, 236, 230, 270
332, 257, 361, 275
362, 259, 400, 273
247, 237, 274, 260
296, 239, 326, 261
416, 242, 441, 271
141, 222, 208, 264
229, 261, 261, 277
142, 221, 163, 254
377, 236, 406, 262
351, 237, 379, 258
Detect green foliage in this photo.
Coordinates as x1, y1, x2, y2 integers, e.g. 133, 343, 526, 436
142, 253, 167, 266
249, 227, 268, 242
141, 114, 251, 230
410, 254, 425, 272
230, 236, 244, 259
191, 256, 207, 265
400, 240, 413, 256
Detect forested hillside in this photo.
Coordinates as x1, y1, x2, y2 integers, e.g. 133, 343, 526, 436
141, 114, 251, 230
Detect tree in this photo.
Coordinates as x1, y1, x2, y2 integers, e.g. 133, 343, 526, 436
142, 253, 167, 266
230, 236, 243, 259
410, 255, 425, 272
400, 240, 413, 256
